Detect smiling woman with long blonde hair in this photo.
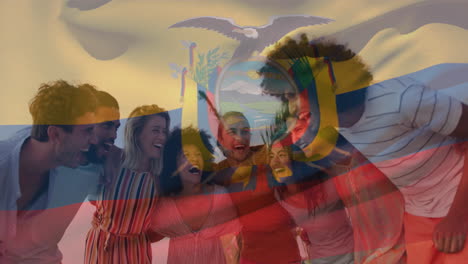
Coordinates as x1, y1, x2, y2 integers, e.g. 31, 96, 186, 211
85, 104, 170, 264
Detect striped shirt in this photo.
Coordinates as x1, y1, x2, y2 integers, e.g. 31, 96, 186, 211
340, 76, 463, 217
85, 167, 158, 264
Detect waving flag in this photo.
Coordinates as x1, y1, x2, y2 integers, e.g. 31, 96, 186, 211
1, 0, 468, 263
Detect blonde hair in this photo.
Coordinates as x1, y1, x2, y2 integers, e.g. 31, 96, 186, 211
122, 104, 170, 176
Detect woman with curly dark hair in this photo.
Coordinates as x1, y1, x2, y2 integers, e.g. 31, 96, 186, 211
151, 126, 241, 264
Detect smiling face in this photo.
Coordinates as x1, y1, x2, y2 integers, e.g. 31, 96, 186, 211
286, 111, 314, 144
138, 115, 168, 160
86, 106, 121, 164
177, 144, 205, 186
269, 143, 293, 182
54, 112, 97, 168
220, 114, 252, 163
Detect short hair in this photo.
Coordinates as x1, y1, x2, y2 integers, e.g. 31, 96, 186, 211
78, 85, 119, 110
222, 111, 246, 121
160, 126, 214, 196
259, 34, 372, 113
217, 111, 248, 140
122, 104, 170, 176
95, 90, 119, 110
29, 80, 98, 142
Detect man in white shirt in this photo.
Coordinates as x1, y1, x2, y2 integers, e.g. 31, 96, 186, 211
260, 35, 468, 263
337, 75, 468, 263
0, 80, 99, 263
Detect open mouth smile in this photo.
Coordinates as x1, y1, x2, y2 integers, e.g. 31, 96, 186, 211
80, 148, 89, 153
188, 165, 201, 174
102, 142, 114, 151
234, 144, 246, 150
274, 167, 286, 173
153, 143, 162, 149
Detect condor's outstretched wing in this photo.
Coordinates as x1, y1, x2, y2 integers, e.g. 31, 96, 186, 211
257, 15, 334, 48
169, 16, 246, 41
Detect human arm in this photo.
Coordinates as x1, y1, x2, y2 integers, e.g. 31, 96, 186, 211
407, 85, 468, 253
103, 145, 123, 185
449, 103, 468, 138
399, 83, 468, 252
217, 186, 243, 264
433, 142, 468, 253
433, 103, 468, 252
220, 232, 241, 264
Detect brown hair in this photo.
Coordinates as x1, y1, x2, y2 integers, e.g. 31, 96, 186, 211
259, 34, 373, 113
96, 90, 119, 110
29, 80, 98, 141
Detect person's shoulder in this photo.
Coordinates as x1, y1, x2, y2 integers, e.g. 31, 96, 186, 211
0, 139, 15, 163
0, 142, 13, 180
369, 76, 427, 94
361, 77, 425, 115
0, 127, 31, 165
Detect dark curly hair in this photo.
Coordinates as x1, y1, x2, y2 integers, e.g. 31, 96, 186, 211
29, 80, 98, 142
259, 34, 373, 114
160, 126, 215, 196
